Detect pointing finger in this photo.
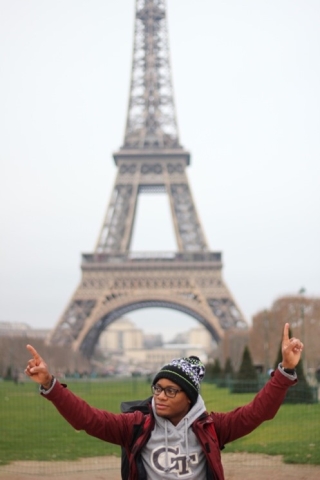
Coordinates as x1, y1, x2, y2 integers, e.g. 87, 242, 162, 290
26, 344, 42, 363
282, 323, 289, 343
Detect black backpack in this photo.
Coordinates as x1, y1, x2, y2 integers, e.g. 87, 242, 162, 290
120, 397, 152, 480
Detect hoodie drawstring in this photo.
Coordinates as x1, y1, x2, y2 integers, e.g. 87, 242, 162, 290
164, 420, 170, 473
184, 417, 190, 463
164, 417, 190, 473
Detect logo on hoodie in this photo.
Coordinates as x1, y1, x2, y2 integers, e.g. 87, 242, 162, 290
152, 445, 198, 476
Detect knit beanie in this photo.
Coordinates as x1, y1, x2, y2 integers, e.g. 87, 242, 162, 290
152, 356, 206, 405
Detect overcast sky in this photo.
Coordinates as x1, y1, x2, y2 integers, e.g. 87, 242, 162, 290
1, 0, 319, 342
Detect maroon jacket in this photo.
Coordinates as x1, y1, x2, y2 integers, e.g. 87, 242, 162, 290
42, 368, 296, 479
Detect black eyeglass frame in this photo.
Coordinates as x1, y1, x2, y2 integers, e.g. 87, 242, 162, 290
151, 384, 183, 398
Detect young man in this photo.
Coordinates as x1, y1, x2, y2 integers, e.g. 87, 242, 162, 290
25, 323, 303, 480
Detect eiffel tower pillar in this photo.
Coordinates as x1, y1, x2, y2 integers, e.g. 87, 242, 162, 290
47, 0, 248, 358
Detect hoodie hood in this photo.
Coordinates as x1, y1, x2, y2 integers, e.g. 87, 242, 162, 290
152, 393, 206, 429
140, 395, 207, 479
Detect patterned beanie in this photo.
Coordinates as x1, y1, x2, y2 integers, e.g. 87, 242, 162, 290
152, 356, 206, 405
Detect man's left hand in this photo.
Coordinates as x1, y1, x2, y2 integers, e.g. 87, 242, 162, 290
281, 323, 304, 369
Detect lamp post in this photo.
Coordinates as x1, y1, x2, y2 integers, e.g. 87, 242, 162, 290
298, 287, 306, 372
263, 310, 270, 374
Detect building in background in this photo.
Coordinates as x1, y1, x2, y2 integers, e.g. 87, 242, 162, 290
99, 318, 143, 352
187, 325, 215, 352
0, 321, 49, 339
96, 318, 212, 374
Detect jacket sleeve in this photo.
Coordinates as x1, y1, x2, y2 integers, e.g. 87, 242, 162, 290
41, 380, 144, 446
212, 368, 296, 448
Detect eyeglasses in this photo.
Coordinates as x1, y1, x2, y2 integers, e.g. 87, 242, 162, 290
152, 384, 183, 398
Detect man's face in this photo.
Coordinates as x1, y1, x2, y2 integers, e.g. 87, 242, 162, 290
153, 379, 191, 425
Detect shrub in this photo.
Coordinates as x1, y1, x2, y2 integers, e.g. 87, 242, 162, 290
232, 346, 259, 393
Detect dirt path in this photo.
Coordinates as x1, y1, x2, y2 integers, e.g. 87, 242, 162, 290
0, 453, 319, 479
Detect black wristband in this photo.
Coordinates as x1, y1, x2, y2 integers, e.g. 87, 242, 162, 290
41, 375, 55, 391
283, 367, 295, 375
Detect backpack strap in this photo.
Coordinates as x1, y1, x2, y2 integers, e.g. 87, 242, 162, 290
197, 412, 224, 450
120, 397, 153, 480
120, 396, 152, 414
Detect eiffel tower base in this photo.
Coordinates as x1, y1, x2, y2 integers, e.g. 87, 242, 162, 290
47, 252, 247, 358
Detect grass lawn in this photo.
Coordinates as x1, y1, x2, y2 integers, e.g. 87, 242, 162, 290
201, 382, 320, 465
0, 378, 319, 466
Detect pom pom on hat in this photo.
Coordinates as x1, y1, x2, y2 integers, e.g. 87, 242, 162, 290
152, 356, 205, 405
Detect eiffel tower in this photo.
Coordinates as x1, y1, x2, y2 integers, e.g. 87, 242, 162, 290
48, 0, 247, 358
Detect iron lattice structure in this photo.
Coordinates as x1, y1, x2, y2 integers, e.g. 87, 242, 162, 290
48, 0, 248, 358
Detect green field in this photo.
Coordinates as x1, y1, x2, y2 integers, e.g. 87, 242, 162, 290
0, 378, 319, 466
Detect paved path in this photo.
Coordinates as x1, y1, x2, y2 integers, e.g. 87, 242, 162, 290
0, 454, 320, 479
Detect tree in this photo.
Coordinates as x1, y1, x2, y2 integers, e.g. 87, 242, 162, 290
250, 295, 320, 373
224, 357, 234, 378
218, 357, 234, 388
4, 365, 13, 381
206, 358, 222, 383
232, 346, 259, 393
0, 336, 92, 381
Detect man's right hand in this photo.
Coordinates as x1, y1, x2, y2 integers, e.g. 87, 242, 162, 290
25, 344, 52, 388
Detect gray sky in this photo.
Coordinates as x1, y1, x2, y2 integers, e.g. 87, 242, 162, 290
1, 0, 319, 342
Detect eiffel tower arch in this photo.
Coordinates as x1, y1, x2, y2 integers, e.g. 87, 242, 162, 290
48, 0, 248, 358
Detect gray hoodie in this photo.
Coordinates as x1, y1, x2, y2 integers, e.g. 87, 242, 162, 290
141, 395, 207, 479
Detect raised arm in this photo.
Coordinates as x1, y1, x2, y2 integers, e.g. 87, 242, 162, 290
25, 344, 53, 389
213, 323, 303, 447
24, 345, 145, 447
